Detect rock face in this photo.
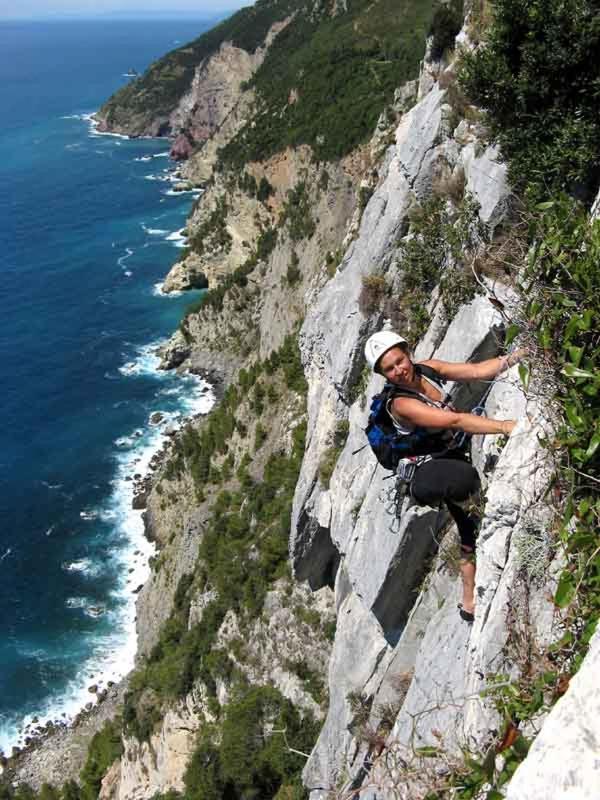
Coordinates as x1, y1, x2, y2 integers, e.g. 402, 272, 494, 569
12, 12, 596, 800
504, 625, 600, 800
286, 52, 565, 797
161, 253, 208, 294
169, 132, 195, 161
156, 330, 191, 371
99, 693, 203, 800
167, 41, 263, 147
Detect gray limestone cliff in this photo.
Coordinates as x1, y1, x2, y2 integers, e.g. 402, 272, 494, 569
6, 7, 599, 800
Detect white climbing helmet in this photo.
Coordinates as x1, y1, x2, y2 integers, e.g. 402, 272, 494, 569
364, 330, 408, 372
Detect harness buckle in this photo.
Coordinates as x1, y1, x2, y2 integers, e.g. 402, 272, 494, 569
395, 458, 418, 483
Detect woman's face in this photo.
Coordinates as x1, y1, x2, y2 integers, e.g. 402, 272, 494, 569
379, 346, 414, 384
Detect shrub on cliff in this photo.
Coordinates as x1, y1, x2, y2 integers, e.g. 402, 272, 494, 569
79, 721, 123, 800
183, 687, 318, 800
428, 0, 464, 59
459, 0, 600, 200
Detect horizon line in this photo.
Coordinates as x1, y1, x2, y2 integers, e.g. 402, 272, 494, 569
0, 8, 245, 22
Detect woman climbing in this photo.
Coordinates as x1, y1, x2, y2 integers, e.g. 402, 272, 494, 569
364, 330, 524, 622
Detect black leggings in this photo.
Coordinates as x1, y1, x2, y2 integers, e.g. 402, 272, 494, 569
411, 457, 481, 550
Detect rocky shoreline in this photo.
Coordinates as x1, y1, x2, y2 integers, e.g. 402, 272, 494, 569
3, 680, 128, 788
1, 354, 223, 787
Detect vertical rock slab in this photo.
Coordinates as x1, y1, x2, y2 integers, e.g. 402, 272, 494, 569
504, 627, 600, 800
302, 592, 389, 798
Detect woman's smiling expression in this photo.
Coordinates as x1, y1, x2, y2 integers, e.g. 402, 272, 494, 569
379, 346, 415, 385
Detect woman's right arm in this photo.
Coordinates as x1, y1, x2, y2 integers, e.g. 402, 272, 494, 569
392, 397, 515, 436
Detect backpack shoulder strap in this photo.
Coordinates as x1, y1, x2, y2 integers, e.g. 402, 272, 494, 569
385, 366, 450, 411
415, 363, 445, 388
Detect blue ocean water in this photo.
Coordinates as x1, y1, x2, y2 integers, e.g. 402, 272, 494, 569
0, 19, 215, 753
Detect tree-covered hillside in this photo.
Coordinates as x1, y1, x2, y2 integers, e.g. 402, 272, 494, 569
98, 0, 301, 133
219, 0, 458, 164
99, 0, 462, 158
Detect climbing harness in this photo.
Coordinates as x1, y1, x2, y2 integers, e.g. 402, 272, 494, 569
372, 367, 497, 531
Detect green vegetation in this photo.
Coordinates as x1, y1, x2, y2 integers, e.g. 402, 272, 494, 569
522, 198, 599, 655
285, 252, 301, 286
99, 0, 300, 132
219, 0, 441, 165
358, 274, 388, 316
183, 686, 318, 800
318, 420, 350, 488
428, 0, 464, 60
280, 183, 315, 242
359, 195, 484, 344
285, 659, 327, 706
187, 196, 232, 257
80, 722, 124, 800
181, 225, 278, 324
459, 0, 600, 200
123, 335, 310, 741
239, 172, 275, 203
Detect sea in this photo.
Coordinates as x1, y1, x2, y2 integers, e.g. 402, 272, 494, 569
0, 18, 217, 754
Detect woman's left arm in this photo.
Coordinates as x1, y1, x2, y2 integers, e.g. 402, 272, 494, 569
423, 349, 526, 382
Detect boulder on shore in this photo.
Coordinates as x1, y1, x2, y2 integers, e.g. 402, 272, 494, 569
170, 132, 195, 161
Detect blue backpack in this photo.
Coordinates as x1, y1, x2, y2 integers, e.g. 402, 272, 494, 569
365, 365, 457, 472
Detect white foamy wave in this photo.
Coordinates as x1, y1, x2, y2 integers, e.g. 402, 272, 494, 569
64, 111, 128, 140
144, 173, 172, 183
153, 151, 169, 158
115, 430, 143, 448
134, 155, 152, 162
65, 596, 88, 609
165, 228, 188, 248
84, 605, 106, 618
80, 510, 99, 521
87, 113, 130, 140
63, 558, 97, 576
152, 282, 182, 298
118, 340, 166, 378
0, 355, 216, 757
117, 248, 134, 269
158, 386, 183, 397
141, 224, 168, 236
119, 361, 140, 376
164, 187, 202, 197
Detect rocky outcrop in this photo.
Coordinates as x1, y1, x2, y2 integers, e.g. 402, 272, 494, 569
504, 625, 600, 800
96, 16, 292, 140
161, 254, 208, 294
99, 691, 204, 800
169, 132, 195, 161
156, 330, 191, 371
160, 144, 357, 377
284, 41, 565, 796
